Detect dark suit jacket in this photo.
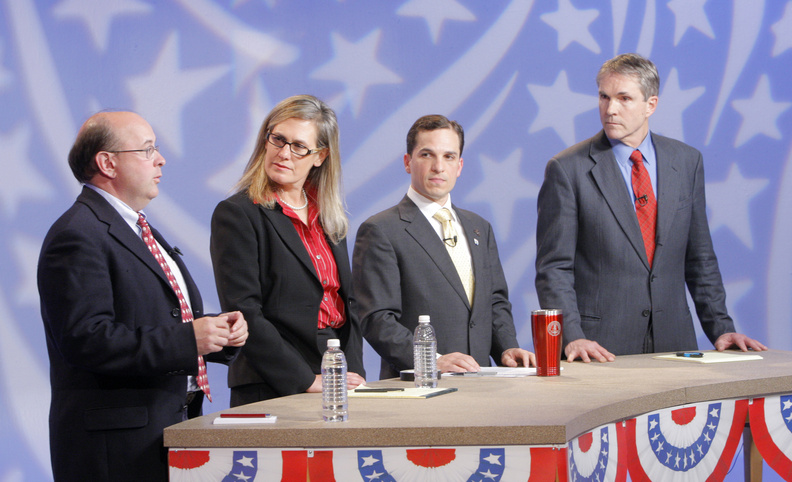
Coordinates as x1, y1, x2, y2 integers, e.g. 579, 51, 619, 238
535, 131, 735, 355
353, 195, 519, 379
210, 192, 365, 404
37, 187, 237, 481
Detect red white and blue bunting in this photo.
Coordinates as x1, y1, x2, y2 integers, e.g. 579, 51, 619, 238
749, 394, 792, 480
568, 423, 626, 482
169, 446, 567, 481
623, 399, 748, 481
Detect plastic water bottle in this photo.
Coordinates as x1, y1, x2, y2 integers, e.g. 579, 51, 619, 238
321, 339, 348, 422
413, 315, 438, 388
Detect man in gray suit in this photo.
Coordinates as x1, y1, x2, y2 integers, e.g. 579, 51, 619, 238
535, 53, 767, 363
353, 115, 535, 379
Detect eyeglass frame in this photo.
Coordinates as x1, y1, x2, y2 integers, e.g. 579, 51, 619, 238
266, 132, 324, 158
107, 145, 160, 160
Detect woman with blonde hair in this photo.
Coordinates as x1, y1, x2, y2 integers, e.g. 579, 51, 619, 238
211, 94, 365, 405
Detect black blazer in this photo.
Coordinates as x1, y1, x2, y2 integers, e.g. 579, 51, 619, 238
210, 192, 365, 404
38, 187, 238, 481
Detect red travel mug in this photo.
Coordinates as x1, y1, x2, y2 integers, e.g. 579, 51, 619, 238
531, 309, 562, 376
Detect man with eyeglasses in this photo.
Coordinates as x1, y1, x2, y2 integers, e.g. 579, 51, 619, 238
37, 111, 248, 481
353, 114, 535, 380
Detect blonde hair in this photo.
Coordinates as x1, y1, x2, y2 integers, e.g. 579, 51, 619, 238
235, 95, 348, 243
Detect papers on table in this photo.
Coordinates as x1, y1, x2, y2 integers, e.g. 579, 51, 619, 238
654, 351, 763, 364
444, 366, 558, 377
349, 387, 458, 398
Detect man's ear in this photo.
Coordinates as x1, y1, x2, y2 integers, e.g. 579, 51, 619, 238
94, 151, 117, 179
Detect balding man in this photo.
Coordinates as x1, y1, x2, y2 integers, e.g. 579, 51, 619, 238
38, 111, 248, 480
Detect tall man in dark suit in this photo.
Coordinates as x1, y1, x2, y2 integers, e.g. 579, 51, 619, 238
38, 111, 248, 481
353, 115, 534, 379
535, 53, 766, 363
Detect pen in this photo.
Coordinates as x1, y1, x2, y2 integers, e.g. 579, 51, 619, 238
354, 388, 405, 392
219, 413, 271, 418
676, 352, 704, 358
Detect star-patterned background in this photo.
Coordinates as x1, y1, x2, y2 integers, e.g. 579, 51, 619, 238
1, 1, 790, 480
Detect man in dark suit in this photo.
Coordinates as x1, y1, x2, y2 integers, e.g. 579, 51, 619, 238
38, 111, 248, 481
535, 53, 766, 363
353, 115, 534, 379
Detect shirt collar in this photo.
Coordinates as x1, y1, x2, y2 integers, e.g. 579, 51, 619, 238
407, 186, 457, 221
608, 131, 655, 169
85, 183, 143, 234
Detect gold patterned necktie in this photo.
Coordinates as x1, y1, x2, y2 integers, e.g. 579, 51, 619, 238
137, 213, 211, 402
630, 149, 657, 267
433, 208, 475, 305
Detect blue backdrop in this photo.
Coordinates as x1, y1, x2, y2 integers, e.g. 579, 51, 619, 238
1, 1, 790, 479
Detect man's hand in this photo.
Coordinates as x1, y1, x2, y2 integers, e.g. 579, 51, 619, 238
193, 315, 231, 355
224, 311, 249, 347
438, 352, 480, 372
714, 332, 768, 352
306, 372, 367, 393
565, 338, 615, 363
501, 348, 536, 367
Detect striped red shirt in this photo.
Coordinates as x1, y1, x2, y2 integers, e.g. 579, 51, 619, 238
277, 194, 345, 329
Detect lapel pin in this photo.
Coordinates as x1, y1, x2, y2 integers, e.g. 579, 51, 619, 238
474, 229, 480, 236
474, 238, 479, 246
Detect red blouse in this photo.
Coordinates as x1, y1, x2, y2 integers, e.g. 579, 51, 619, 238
277, 194, 345, 329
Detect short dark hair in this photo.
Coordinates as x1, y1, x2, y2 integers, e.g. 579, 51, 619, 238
406, 115, 465, 156
68, 116, 117, 183
596, 53, 660, 100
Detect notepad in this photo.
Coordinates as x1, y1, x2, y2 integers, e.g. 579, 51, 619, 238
213, 413, 277, 424
349, 387, 458, 398
654, 352, 763, 364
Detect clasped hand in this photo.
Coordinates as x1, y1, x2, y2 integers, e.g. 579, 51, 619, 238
193, 311, 248, 355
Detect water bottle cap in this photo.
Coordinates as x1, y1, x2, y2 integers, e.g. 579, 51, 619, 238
327, 339, 340, 348
418, 315, 430, 323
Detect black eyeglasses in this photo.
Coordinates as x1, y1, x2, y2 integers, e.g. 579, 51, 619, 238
108, 145, 160, 160
266, 133, 322, 158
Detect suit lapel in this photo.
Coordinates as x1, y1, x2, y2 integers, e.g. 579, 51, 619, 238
400, 196, 471, 308
588, 131, 651, 268
259, 204, 319, 281
652, 134, 681, 265
79, 188, 173, 287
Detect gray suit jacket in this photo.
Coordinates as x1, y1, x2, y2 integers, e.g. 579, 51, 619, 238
535, 130, 735, 355
353, 195, 519, 379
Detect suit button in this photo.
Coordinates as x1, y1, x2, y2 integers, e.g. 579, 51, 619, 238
171, 308, 180, 317
650, 275, 657, 282
642, 310, 650, 317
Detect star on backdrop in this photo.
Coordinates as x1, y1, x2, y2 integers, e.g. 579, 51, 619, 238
52, 0, 151, 51
526, 70, 598, 146
770, 1, 792, 57
540, 0, 601, 54
731, 74, 792, 147
651, 68, 706, 143
126, 32, 230, 156
0, 123, 53, 217
465, 149, 539, 240
706, 163, 768, 249
397, 0, 475, 44
311, 29, 402, 117
666, 0, 715, 46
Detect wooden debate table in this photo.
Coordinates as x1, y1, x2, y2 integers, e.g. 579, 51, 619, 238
165, 350, 792, 480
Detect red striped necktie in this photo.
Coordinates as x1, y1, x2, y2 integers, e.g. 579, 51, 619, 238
630, 149, 657, 267
137, 213, 211, 402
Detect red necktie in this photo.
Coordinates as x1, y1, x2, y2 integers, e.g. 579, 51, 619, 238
630, 149, 657, 267
137, 214, 211, 402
